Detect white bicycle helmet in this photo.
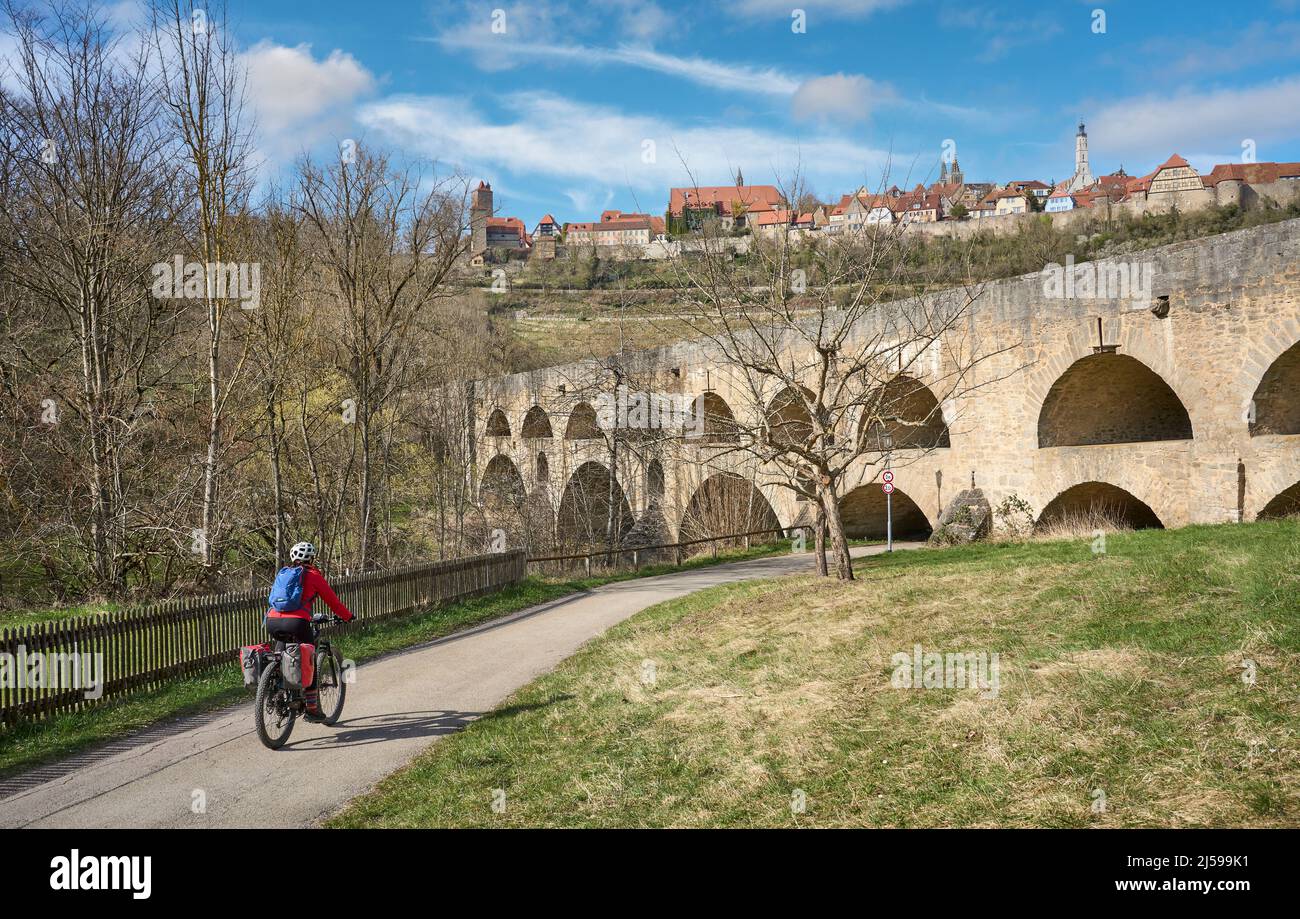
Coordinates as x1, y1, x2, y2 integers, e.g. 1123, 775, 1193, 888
289, 541, 317, 563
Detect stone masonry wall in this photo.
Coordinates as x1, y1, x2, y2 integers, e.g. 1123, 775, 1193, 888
472, 218, 1300, 543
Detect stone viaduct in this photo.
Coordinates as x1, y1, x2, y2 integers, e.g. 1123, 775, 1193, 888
469, 218, 1300, 554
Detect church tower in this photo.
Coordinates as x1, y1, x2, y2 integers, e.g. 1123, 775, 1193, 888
949, 155, 963, 186
1067, 122, 1094, 193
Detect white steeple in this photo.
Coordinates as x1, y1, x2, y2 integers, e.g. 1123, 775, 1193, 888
1067, 121, 1094, 193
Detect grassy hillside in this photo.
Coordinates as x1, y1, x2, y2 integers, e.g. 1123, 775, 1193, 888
331, 519, 1300, 828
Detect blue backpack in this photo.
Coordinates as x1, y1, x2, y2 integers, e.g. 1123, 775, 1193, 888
268, 565, 306, 612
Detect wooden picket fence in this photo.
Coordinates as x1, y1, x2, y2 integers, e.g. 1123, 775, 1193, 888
0, 549, 526, 730
526, 525, 810, 577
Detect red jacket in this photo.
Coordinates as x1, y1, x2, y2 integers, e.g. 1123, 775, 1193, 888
267, 565, 354, 622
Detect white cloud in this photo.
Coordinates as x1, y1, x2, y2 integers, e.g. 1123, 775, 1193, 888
433, 33, 802, 96
241, 42, 377, 163
792, 74, 893, 122
1141, 21, 1300, 79
729, 0, 907, 17
435, 0, 678, 70
357, 90, 898, 201
1087, 77, 1300, 165
938, 3, 1062, 63
563, 186, 617, 216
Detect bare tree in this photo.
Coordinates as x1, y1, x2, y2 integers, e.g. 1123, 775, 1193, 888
150, 0, 256, 581
0, 0, 183, 591
294, 144, 471, 569
665, 166, 1020, 579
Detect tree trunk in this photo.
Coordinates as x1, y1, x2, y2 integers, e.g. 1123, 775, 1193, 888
266, 391, 286, 568
813, 503, 829, 577
819, 484, 854, 581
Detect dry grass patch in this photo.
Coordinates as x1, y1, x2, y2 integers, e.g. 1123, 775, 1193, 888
332, 520, 1300, 828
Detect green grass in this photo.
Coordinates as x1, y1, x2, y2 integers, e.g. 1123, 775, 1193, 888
0, 601, 127, 627
0, 540, 786, 778
330, 520, 1300, 828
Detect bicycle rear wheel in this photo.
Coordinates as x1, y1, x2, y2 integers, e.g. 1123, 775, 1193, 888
315, 646, 347, 726
255, 663, 296, 749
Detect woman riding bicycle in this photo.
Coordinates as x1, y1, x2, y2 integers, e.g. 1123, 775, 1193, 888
266, 542, 354, 718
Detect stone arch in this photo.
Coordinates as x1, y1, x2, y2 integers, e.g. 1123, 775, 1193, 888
485, 408, 511, 438
859, 374, 950, 450
1249, 340, 1300, 436
1036, 481, 1164, 531
1258, 480, 1300, 519
1037, 353, 1192, 448
1021, 317, 1201, 443
765, 385, 814, 446
691, 392, 741, 443
839, 484, 933, 540
556, 461, 634, 548
564, 402, 602, 440
479, 454, 526, 509
522, 405, 554, 439
646, 457, 665, 499
535, 451, 550, 484
679, 472, 782, 544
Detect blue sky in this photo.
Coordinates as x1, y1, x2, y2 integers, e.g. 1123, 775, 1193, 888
225, 0, 1300, 226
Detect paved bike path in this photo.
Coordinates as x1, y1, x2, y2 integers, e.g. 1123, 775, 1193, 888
0, 544, 912, 828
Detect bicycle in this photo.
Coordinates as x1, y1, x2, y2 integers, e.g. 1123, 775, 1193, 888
254, 613, 348, 750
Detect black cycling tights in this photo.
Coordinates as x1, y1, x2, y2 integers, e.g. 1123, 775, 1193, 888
266, 617, 314, 645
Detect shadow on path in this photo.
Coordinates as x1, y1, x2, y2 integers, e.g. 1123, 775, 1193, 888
285, 695, 574, 751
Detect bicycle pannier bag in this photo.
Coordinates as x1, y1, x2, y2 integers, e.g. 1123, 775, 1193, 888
300, 643, 316, 689
282, 643, 304, 690
240, 643, 271, 687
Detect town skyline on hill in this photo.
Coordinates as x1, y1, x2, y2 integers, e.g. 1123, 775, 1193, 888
219, 0, 1300, 228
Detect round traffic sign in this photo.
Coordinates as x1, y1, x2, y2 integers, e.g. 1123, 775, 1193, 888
882, 470, 894, 483
882, 482, 895, 494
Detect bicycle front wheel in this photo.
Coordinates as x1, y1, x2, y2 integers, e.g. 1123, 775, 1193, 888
316, 646, 347, 726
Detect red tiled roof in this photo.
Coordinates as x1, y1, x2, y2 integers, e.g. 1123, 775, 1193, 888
486, 216, 529, 245
755, 209, 794, 227
1201, 161, 1300, 186
668, 184, 784, 216
564, 212, 662, 235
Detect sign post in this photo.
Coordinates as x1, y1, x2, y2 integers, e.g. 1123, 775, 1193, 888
882, 470, 895, 553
